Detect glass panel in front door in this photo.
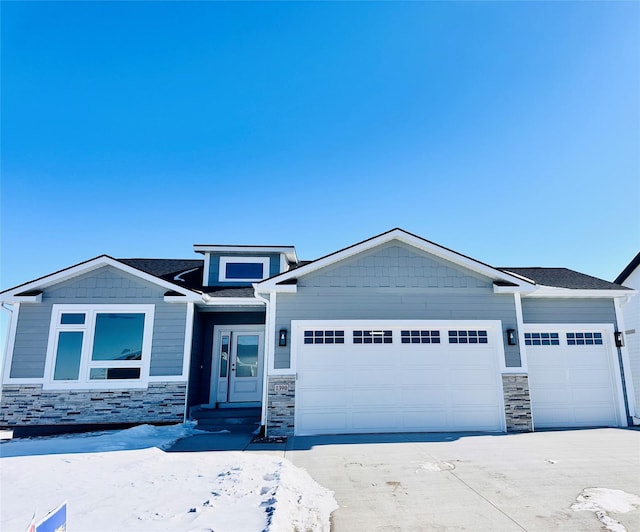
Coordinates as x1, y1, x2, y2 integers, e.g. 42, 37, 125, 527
235, 335, 259, 377
219, 335, 230, 378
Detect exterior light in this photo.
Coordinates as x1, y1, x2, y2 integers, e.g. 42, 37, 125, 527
615, 331, 624, 348
506, 329, 517, 346
279, 329, 288, 347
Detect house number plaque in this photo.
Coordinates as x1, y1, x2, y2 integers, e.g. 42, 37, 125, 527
274, 384, 289, 392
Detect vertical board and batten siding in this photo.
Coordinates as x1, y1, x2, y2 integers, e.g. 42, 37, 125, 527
207, 253, 281, 286
520, 298, 617, 324
273, 242, 520, 368
8, 266, 187, 379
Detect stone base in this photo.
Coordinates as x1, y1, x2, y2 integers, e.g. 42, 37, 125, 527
266, 376, 295, 436
502, 374, 533, 432
0, 383, 187, 427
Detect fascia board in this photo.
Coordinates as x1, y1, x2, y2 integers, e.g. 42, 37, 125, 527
0, 255, 200, 301
194, 245, 298, 264
493, 284, 537, 294
523, 286, 638, 298
257, 229, 532, 291
201, 296, 266, 306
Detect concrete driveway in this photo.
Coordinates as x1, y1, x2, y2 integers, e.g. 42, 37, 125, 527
281, 428, 640, 531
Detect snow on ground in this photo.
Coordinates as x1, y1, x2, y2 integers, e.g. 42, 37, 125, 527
571, 488, 640, 532
1, 424, 337, 532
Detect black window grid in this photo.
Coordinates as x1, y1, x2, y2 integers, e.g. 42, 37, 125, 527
303, 330, 345, 344
524, 332, 560, 346
400, 330, 441, 344
448, 330, 488, 344
353, 330, 393, 344
567, 332, 603, 346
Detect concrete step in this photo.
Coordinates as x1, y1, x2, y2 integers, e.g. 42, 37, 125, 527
191, 407, 261, 434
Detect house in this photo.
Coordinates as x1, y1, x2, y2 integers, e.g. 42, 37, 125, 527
1, 228, 636, 437
614, 252, 640, 421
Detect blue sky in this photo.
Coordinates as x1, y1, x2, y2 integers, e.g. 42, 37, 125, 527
2, 0, 639, 294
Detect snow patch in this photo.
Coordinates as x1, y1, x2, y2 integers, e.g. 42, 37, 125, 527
571, 488, 640, 532
417, 461, 455, 472
1, 424, 337, 531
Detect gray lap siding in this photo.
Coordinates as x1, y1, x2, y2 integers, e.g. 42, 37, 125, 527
520, 298, 617, 325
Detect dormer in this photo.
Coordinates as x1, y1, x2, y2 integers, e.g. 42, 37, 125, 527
193, 245, 298, 287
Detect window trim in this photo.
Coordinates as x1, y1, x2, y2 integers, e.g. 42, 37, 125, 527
218, 256, 270, 282
43, 304, 154, 390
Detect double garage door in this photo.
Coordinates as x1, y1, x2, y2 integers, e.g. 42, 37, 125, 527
294, 321, 506, 436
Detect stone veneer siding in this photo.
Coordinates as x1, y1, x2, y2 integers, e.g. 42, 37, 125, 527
502, 374, 533, 432
0, 383, 187, 427
266, 376, 295, 436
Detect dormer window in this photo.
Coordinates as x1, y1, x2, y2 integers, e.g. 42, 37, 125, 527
219, 257, 270, 282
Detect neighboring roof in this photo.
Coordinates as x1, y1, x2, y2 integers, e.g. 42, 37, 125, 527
614, 252, 640, 285
501, 268, 631, 291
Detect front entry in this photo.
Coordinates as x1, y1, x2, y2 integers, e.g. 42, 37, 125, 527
210, 325, 265, 405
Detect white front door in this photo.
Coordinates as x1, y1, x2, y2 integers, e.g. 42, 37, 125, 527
211, 326, 264, 405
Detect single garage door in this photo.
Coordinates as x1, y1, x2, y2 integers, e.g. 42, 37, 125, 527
294, 321, 506, 436
525, 327, 621, 428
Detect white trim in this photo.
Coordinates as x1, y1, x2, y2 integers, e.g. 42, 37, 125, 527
194, 245, 298, 264
513, 293, 528, 373
219, 256, 270, 283
614, 298, 637, 418
201, 295, 265, 306
524, 286, 636, 298
522, 322, 627, 427
203, 253, 211, 286
257, 229, 534, 292
1, 303, 21, 385
279, 254, 288, 274
0, 256, 200, 303
42, 304, 155, 390
13, 293, 43, 303
182, 302, 195, 380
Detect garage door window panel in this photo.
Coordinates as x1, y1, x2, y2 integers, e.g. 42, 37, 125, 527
448, 330, 488, 344
353, 330, 392, 344
401, 330, 440, 344
303, 330, 344, 344
525, 332, 559, 346
567, 332, 603, 345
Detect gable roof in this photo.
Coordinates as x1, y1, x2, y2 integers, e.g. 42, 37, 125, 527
614, 252, 640, 285
256, 228, 536, 292
501, 267, 630, 291
0, 255, 202, 302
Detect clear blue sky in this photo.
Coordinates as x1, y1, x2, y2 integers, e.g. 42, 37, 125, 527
2, 0, 639, 293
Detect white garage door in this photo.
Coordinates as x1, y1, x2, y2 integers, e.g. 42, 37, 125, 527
525, 327, 620, 428
294, 321, 505, 436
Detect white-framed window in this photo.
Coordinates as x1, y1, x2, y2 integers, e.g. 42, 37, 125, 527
44, 304, 154, 389
218, 256, 270, 282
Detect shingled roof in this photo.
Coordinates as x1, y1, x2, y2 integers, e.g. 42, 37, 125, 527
500, 267, 630, 290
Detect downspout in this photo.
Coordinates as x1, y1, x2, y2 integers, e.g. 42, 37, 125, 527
253, 287, 273, 433
614, 295, 638, 424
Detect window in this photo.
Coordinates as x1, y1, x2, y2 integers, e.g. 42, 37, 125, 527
304, 330, 345, 344
567, 332, 603, 345
219, 257, 270, 282
448, 330, 488, 344
525, 332, 559, 346
45, 305, 154, 389
401, 330, 441, 344
353, 330, 393, 344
